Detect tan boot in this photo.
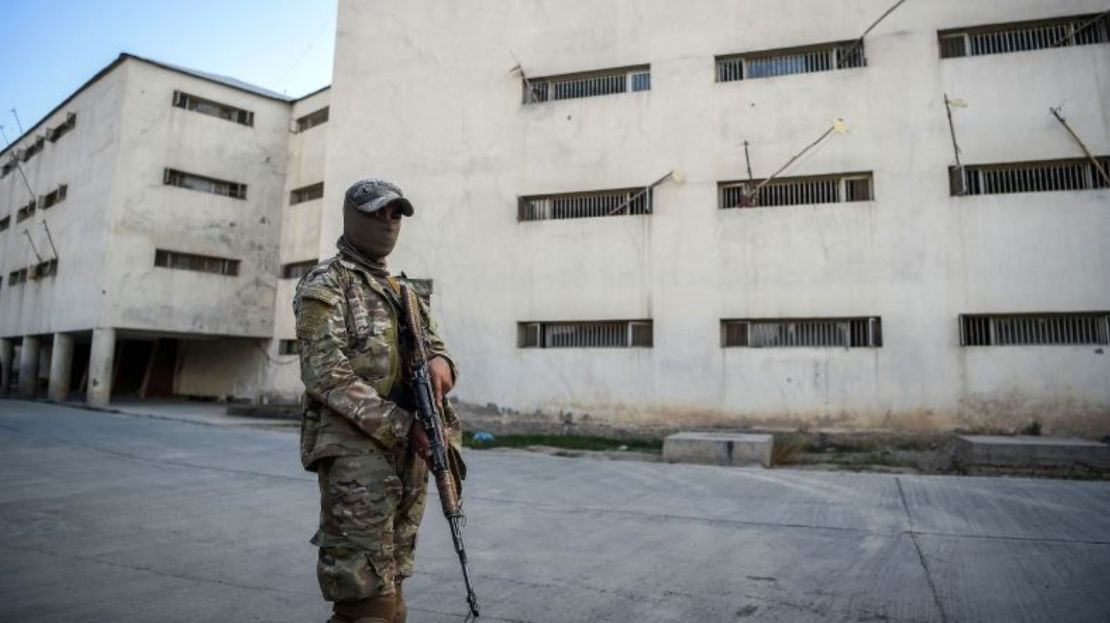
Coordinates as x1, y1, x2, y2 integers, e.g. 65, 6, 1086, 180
334, 594, 396, 623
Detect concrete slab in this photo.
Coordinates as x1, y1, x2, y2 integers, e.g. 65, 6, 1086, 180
956, 435, 1110, 476
2, 400, 1110, 622
663, 432, 773, 467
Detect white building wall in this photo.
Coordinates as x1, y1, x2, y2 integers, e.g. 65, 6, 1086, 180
0, 67, 127, 338
263, 88, 332, 403
325, 0, 1110, 433
103, 59, 290, 338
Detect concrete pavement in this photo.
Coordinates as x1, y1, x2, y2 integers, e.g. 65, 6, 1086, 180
1, 399, 1109, 622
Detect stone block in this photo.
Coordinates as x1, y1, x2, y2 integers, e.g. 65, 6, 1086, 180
956, 435, 1110, 472
663, 432, 773, 468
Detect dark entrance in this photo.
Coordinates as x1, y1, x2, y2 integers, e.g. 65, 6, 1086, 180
112, 339, 179, 399
70, 341, 91, 396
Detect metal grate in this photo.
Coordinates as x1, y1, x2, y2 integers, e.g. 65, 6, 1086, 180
524, 65, 651, 104
281, 259, 318, 279
31, 259, 58, 280
717, 40, 865, 83
520, 187, 651, 221
47, 113, 77, 142
961, 313, 1109, 346
40, 184, 68, 209
518, 320, 653, 348
21, 137, 44, 162
172, 90, 254, 126
296, 107, 329, 132
290, 182, 324, 205
8, 268, 28, 286
164, 168, 247, 199
154, 249, 240, 276
939, 13, 1110, 58
959, 313, 1105, 346
722, 317, 882, 348
950, 157, 1110, 196
16, 200, 36, 223
719, 173, 873, 209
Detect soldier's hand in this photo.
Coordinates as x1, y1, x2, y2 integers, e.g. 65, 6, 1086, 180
411, 423, 432, 464
428, 356, 454, 409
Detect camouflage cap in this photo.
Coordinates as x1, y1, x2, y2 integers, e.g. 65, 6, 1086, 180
344, 178, 415, 216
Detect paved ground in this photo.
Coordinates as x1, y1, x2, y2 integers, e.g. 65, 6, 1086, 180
1, 400, 1109, 623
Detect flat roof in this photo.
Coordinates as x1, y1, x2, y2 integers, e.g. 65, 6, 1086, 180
1, 52, 331, 159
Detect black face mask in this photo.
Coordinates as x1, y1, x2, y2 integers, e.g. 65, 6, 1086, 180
343, 202, 402, 259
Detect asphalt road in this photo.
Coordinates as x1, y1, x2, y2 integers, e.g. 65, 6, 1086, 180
1, 399, 1109, 623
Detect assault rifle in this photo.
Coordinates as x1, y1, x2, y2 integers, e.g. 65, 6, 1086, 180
400, 285, 480, 618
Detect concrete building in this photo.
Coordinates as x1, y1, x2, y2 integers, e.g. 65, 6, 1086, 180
321, 0, 1110, 434
0, 53, 329, 407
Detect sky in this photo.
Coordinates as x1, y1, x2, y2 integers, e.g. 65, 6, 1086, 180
0, 0, 336, 147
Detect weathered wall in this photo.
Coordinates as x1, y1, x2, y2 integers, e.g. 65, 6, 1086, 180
102, 59, 290, 339
176, 339, 265, 401
325, 0, 1110, 433
0, 66, 126, 338
262, 88, 331, 403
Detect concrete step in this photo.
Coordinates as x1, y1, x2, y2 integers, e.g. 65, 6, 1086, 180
663, 432, 773, 468
956, 435, 1110, 476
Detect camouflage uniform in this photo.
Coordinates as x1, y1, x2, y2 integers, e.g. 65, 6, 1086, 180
294, 254, 459, 603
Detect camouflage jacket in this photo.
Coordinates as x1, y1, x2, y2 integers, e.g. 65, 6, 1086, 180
293, 254, 458, 471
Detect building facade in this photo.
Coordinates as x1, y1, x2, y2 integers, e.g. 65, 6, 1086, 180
321, 0, 1110, 433
0, 54, 329, 406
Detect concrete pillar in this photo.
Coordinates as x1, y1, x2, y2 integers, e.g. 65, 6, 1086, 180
48, 333, 75, 403
0, 338, 12, 394
18, 335, 41, 397
87, 328, 116, 408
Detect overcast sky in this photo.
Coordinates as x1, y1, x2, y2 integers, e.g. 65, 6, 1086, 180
0, 0, 336, 146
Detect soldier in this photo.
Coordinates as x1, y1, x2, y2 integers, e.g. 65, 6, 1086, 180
294, 179, 460, 623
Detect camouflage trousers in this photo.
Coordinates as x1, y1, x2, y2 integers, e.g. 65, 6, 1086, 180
312, 447, 428, 602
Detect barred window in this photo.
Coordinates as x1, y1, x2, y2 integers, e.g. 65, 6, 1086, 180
40, 184, 68, 209
296, 107, 329, 132
290, 182, 324, 205
48, 113, 77, 142
722, 317, 882, 348
961, 313, 1109, 346
154, 249, 240, 276
164, 168, 247, 199
279, 339, 299, 355
0, 216, 9, 231
22, 137, 45, 162
719, 173, 873, 209
939, 13, 1110, 59
281, 259, 317, 279
717, 40, 865, 83
8, 268, 28, 286
519, 187, 651, 221
172, 90, 254, 126
950, 157, 1110, 196
518, 320, 653, 348
523, 65, 651, 104
16, 200, 36, 223
31, 259, 58, 280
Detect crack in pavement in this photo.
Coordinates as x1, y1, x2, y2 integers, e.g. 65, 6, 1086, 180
897, 477, 950, 623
